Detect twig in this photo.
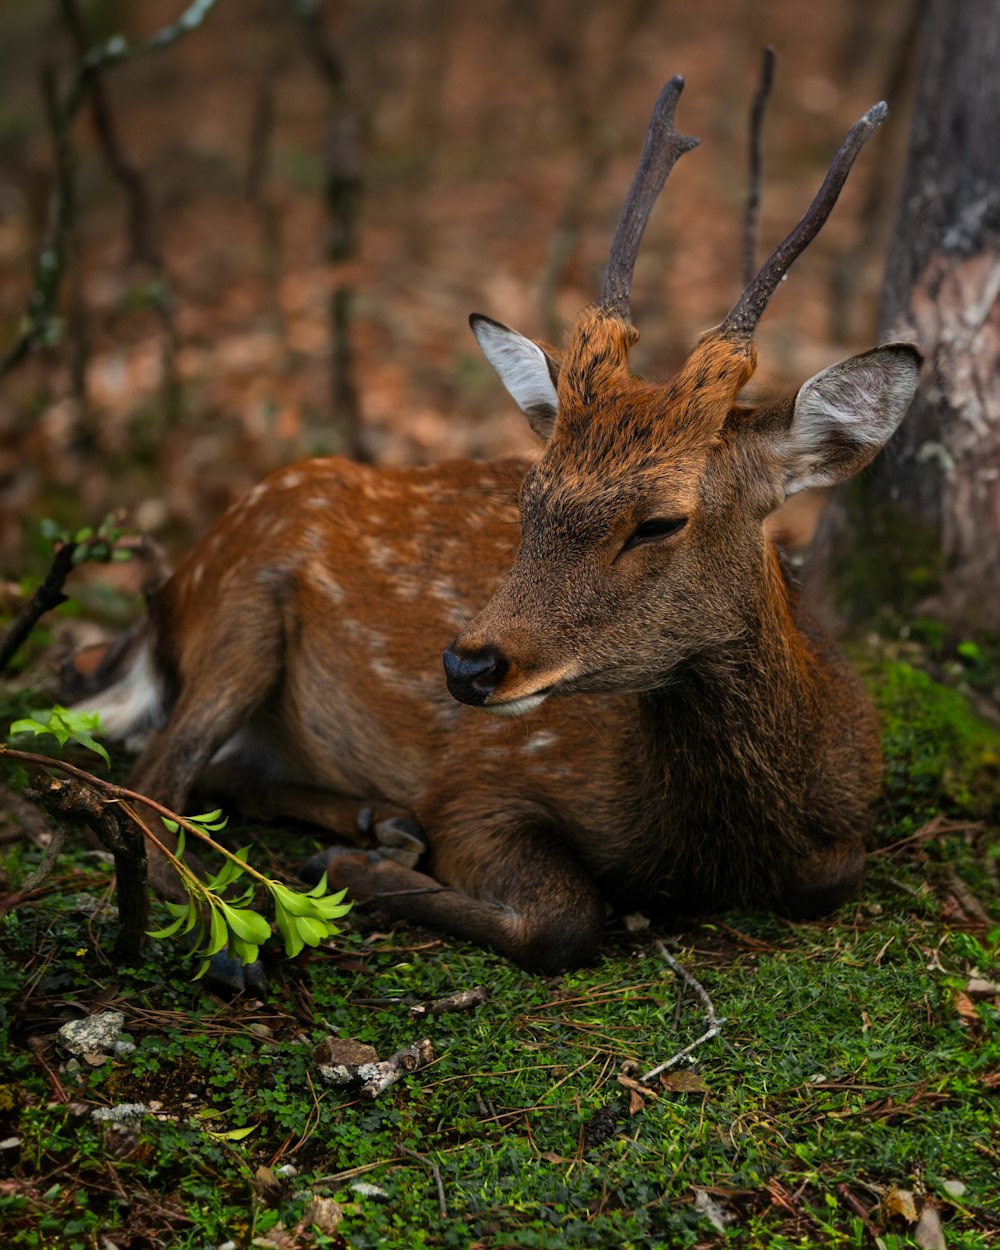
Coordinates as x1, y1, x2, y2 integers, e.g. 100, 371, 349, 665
743, 45, 775, 288
58, 0, 159, 265
0, 540, 78, 674
289, 0, 365, 460
408, 985, 488, 1020
399, 1145, 448, 1219
0, 0, 218, 382
25, 776, 149, 959
316, 1036, 436, 1099
18, 823, 69, 891
640, 940, 723, 1083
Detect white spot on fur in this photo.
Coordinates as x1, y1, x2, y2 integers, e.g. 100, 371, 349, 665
279, 470, 304, 489
522, 731, 557, 753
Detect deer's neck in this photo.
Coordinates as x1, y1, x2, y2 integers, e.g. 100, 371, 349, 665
640, 546, 824, 812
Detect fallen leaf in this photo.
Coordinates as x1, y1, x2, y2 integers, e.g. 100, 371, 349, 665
628, 1088, 645, 1116
965, 976, 1000, 998
660, 1070, 710, 1094
914, 1200, 947, 1250
299, 1196, 343, 1234
952, 992, 980, 1026
693, 1188, 731, 1233
540, 1151, 567, 1164
884, 1187, 919, 1224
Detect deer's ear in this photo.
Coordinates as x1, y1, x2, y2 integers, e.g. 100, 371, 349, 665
471, 314, 560, 440
779, 343, 921, 496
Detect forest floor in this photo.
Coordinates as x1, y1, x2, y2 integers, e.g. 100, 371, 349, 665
1, 2, 999, 1248
0, 641, 999, 1249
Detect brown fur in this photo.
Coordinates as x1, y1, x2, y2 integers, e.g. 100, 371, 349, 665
78, 100, 918, 973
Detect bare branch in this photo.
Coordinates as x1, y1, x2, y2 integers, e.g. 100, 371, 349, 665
599, 76, 699, 321
743, 45, 775, 289
640, 940, 723, 1082
0, 0, 219, 382
721, 101, 888, 339
0, 540, 78, 675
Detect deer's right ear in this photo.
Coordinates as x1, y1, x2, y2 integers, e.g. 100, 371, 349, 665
471, 314, 560, 440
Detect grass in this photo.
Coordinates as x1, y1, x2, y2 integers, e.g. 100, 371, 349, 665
1, 648, 998, 1249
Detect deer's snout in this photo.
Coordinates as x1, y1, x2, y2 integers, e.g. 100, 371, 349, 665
442, 642, 509, 705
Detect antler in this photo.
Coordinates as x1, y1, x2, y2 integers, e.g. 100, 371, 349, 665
599, 76, 699, 321
721, 101, 887, 339
742, 45, 776, 288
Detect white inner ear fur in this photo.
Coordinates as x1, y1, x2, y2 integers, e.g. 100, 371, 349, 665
471, 317, 559, 429
783, 345, 920, 496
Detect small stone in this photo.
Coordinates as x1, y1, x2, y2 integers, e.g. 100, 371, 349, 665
351, 1182, 389, 1201
58, 1011, 126, 1057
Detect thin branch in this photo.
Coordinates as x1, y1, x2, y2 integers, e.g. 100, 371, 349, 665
290, 0, 366, 459
743, 45, 775, 289
0, 0, 219, 382
58, 0, 159, 265
18, 822, 69, 891
0, 540, 78, 675
640, 940, 723, 1083
399, 1145, 448, 1218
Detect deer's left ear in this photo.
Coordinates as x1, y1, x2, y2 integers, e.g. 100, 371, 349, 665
471, 314, 561, 440
779, 343, 921, 496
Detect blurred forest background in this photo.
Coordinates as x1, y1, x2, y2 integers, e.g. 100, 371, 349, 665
0, 0, 924, 626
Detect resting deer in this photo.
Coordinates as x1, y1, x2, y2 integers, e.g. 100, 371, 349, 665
77, 78, 919, 973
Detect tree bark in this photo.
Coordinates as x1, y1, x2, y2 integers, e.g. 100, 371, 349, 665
810, 0, 1000, 630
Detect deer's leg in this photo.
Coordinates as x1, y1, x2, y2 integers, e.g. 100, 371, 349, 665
127, 659, 280, 902
304, 808, 604, 973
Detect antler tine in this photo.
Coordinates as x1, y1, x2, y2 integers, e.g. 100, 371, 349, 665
599, 75, 699, 321
722, 100, 888, 339
743, 45, 776, 288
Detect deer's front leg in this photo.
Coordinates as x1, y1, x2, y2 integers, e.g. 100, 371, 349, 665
303, 806, 604, 974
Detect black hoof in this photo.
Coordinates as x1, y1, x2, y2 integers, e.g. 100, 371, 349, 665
374, 817, 426, 867
205, 951, 267, 997
298, 845, 380, 886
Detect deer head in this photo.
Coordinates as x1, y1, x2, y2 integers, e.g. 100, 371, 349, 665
444, 78, 920, 714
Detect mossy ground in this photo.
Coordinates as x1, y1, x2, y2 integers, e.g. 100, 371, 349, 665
1, 645, 998, 1249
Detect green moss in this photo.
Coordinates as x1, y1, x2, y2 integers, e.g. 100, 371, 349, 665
829, 487, 944, 627
870, 660, 1000, 826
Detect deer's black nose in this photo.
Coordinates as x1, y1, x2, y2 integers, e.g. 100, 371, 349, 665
442, 644, 509, 705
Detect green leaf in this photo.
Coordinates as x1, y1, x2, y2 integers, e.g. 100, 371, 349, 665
294, 915, 331, 948
274, 904, 305, 958
219, 903, 271, 944
204, 905, 230, 957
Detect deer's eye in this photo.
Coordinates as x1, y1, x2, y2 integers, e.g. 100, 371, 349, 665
621, 516, 688, 553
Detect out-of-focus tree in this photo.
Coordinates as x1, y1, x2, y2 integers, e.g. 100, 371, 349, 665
811, 0, 1000, 631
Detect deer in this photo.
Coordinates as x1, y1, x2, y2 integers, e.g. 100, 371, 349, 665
75, 76, 920, 977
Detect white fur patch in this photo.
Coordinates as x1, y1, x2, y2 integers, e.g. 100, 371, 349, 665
480, 691, 550, 719
74, 638, 165, 741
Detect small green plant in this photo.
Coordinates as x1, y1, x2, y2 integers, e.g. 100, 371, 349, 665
37, 514, 136, 568
148, 811, 352, 976
9, 705, 111, 768
4, 709, 352, 974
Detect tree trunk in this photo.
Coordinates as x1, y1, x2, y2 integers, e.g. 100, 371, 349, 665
810, 0, 1000, 631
